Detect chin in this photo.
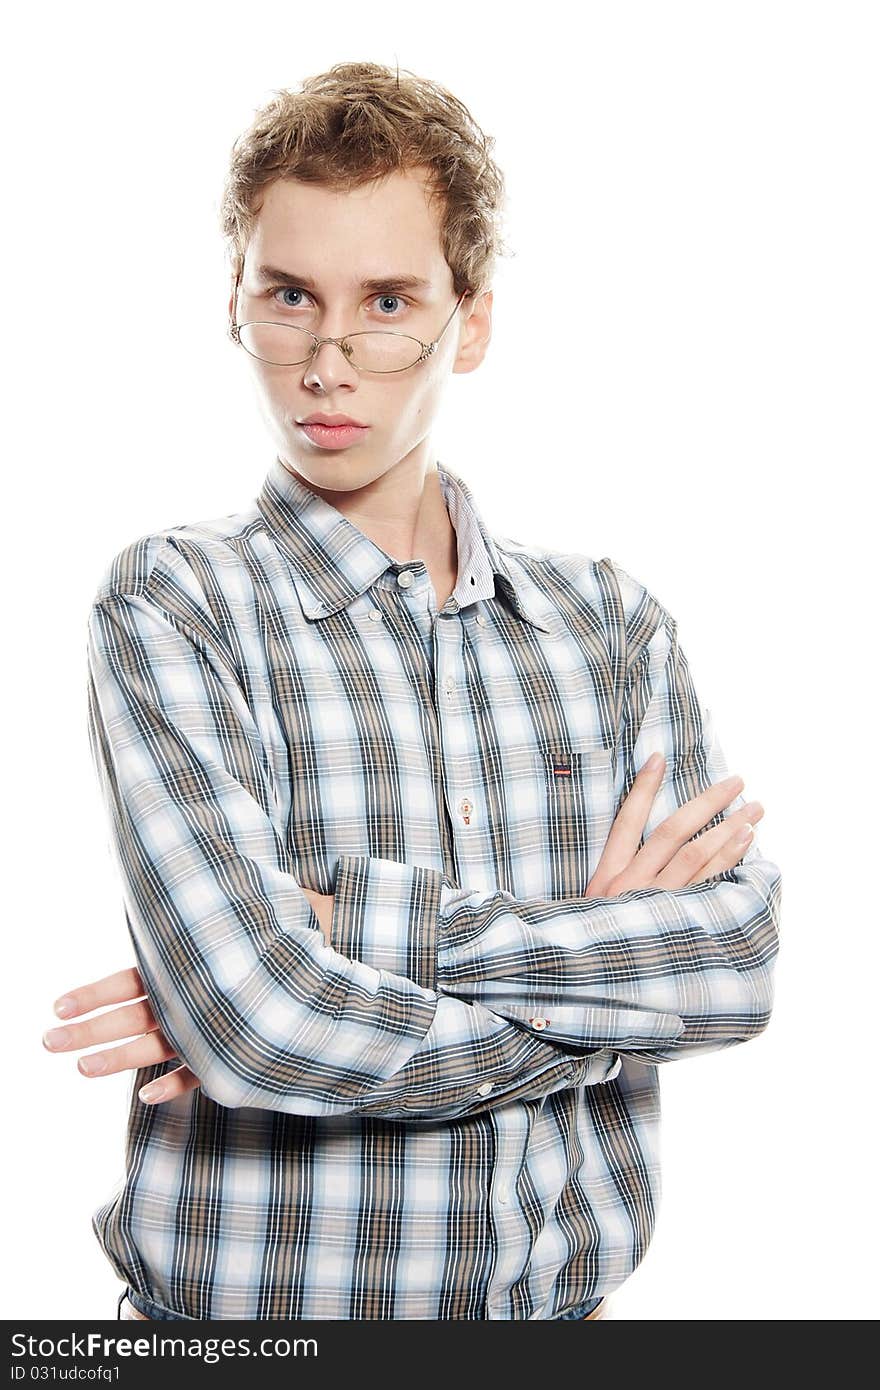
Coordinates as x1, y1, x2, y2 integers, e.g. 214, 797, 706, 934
284, 454, 383, 496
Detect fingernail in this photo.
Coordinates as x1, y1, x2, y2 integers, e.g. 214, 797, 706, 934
647, 753, 664, 772
54, 997, 76, 1019
737, 823, 753, 846
79, 1055, 108, 1076
139, 1083, 165, 1103
43, 1027, 70, 1049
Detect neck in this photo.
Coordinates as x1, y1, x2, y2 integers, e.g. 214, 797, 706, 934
280, 443, 460, 602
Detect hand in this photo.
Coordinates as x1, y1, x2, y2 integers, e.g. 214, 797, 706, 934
42, 888, 337, 1106
42, 966, 202, 1100
301, 885, 335, 946
586, 755, 764, 896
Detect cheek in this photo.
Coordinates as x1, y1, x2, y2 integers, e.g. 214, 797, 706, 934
403, 368, 448, 419
370, 379, 432, 430
247, 366, 285, 409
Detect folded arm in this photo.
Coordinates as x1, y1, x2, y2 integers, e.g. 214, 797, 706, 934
332, 594, 782, 1065
85, 541, 621, 1124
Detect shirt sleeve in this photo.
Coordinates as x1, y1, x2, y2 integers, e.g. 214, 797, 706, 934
85, 546, 622, 1124
334, 598, 782, 1066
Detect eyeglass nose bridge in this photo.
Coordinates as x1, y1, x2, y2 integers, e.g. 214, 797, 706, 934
300, 331, 358, 365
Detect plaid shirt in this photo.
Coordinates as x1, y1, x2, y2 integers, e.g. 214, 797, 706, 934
86, 454, 781, 1320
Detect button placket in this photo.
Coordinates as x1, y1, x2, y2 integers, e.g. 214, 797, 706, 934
485, 1111, 529, 1317
434, 611, 485, 874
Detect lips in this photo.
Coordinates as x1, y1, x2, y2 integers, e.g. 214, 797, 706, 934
299, 420, 369, 450
299, 414, 367, 428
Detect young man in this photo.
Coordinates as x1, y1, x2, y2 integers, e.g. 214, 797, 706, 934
45, 62, 780, 1321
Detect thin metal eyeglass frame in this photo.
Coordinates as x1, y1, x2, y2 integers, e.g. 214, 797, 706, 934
227, 266, 470, 372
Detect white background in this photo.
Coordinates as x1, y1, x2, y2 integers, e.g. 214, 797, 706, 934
3, 0, 877, 1321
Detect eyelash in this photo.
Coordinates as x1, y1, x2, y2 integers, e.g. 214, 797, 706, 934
269, 286, 412, 316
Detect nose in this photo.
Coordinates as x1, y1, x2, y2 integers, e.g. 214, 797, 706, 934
303, 337, 360, 392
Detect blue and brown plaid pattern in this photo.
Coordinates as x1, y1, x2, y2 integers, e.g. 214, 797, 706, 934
85, 454, 781, 1319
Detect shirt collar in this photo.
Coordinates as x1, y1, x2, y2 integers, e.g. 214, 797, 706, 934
256, 454, 549, 630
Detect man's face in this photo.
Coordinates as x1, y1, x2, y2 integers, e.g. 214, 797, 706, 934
228, 166, 492, 496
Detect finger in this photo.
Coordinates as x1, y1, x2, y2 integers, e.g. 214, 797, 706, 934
587, 755, 668, 894
77, 1029, 178, 1077
686, 821, 760, 885
619, 774, 746, 889
653, 802, 764, 890
157, 1066, 202, 1100
43, 997, 158, 1054
681, 802, 763, 871
52, 966, 146, 1021
139, 1065, 202, 1105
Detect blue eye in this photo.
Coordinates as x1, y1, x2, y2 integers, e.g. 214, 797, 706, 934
270, 287, 408, 316
274, 287, 307, 309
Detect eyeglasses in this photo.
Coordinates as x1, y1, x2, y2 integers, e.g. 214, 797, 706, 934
228, 267, 470, 373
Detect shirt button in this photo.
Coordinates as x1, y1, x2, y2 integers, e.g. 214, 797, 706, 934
496, 1184, 510, 1204
369, 607, 383, 622
529, 1017, 550, 1031
476, 1082, 493, 1097
476, 613, 487, 626
397, 570, 414, 588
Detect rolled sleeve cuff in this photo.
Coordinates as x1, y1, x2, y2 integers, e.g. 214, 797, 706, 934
331, 854, 445, 991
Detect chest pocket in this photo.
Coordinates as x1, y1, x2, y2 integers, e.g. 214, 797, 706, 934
533, 739, 617, 898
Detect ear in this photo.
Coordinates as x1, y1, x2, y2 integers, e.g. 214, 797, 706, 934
453, 289, 493, 376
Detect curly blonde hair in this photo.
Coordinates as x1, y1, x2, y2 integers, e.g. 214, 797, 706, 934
218, 61, 511, 296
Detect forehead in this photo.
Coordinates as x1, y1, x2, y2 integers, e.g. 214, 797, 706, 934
247, 167, 450, 287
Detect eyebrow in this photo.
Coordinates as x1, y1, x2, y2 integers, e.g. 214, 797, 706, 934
253, 264, 433, 294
